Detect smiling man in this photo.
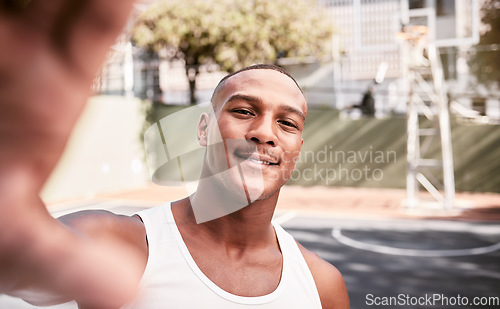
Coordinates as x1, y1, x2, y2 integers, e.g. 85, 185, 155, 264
186, 65, 307, 223
117, 64, 350, 308
0, 1, 348, 307
4, 65, 350, 309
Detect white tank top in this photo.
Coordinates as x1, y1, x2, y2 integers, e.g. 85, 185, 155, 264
124, 202, 322, 308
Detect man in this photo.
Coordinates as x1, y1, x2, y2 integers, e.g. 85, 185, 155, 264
359, 86, 375, 116
0, 1, 349, 308
122, 64, 350, 308
345, 86, 375, 117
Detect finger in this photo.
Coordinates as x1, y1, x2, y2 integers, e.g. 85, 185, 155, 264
0, 0, 136, 87
0, 0, 136, 185
0, 0, 32, 13
53, 0, 137, 80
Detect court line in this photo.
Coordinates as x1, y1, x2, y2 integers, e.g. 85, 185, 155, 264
332, 227, 500, 257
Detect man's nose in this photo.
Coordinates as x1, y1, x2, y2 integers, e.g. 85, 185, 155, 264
246, 115, 276, 146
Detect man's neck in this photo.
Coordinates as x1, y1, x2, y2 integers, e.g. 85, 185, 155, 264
173, 191, 280, 250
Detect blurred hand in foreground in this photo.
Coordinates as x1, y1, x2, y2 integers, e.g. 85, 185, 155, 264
0, 0, 144, 307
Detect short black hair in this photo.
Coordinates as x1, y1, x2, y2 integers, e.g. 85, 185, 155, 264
210, 64, 303, 105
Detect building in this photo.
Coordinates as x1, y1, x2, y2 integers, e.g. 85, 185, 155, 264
94, 0, 497, 119
294, 0, 482, 116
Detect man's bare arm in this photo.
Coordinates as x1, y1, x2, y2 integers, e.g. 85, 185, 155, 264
0, 1, 144, 307
298, 242, 350, 309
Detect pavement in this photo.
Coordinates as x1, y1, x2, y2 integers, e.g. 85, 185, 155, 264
2, 184, 499, 309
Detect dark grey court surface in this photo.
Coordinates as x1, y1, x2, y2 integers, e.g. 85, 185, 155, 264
1, 205, 499, 309
282, 214, 500, 309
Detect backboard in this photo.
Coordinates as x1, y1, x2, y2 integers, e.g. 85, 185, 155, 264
401, 0, 480, 47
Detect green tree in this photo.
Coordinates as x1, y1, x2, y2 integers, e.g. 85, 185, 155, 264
468, 0, 500, 86
132, 0, 333, 104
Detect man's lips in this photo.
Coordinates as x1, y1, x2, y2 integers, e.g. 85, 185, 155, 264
234, 151, 280, 166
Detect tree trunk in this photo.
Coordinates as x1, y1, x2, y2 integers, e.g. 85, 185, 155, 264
186, 65, 199, 105
189, 78, 196, 104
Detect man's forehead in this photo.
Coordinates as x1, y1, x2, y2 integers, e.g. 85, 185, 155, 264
223, 69, 298, 90
214, 69, 307, 115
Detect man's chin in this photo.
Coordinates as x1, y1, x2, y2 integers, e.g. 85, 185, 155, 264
249, 189, 280, 203
243, 177, 284, 202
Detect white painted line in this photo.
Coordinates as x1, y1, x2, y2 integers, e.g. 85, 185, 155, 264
272, 211, 297, 225
332, 228, 500, 257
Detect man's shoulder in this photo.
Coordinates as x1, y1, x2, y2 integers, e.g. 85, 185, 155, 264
296, 241, 350, 309
58, 210, 147, 253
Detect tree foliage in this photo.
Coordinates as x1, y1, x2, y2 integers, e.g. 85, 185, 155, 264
132, 0, 333, 103
468, 0, 500, 86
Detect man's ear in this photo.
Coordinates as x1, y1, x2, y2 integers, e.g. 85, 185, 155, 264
197, 113, 210, 147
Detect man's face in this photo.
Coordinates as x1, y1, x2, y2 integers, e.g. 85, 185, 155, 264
199, 69, 307, 201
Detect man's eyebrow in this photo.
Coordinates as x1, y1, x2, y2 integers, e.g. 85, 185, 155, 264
281, 105, 306, 121
225, 93, 262, 104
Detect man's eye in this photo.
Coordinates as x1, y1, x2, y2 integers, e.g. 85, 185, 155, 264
233, 109, 254, 116
278, 120, 298, 129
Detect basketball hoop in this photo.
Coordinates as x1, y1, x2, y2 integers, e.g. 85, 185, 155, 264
397, 25, 429, 44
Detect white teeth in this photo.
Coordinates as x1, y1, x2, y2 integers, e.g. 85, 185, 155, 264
248, 158, 270, 165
